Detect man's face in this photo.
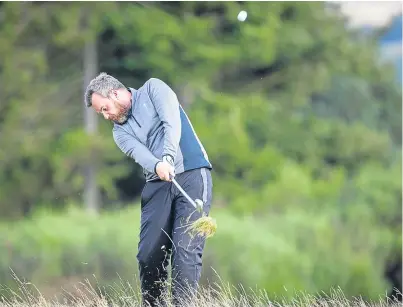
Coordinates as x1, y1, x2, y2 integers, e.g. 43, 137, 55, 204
91, 90, 131, 124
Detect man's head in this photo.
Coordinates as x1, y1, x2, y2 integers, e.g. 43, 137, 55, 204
84, 72, 132, 124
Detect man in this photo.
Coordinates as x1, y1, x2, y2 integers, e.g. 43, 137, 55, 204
84, 72, 213, 306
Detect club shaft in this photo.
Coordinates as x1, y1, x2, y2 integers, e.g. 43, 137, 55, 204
171, 178, 198, 209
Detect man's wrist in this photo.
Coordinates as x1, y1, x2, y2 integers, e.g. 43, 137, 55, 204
154, 160, 162, 174
154, 155, 174, 174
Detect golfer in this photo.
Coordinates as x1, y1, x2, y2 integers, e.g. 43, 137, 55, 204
84, 73, 213, 306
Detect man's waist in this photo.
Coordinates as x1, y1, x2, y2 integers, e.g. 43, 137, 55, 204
145, 166, 211, 182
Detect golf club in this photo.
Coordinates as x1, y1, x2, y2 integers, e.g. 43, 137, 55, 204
170, 176, 204, 213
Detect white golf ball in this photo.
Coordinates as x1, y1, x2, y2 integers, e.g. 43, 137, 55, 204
237, 10, 247, 22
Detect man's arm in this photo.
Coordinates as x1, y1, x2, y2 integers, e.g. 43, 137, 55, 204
147, 78, 181, 163
113, 126, 161, 174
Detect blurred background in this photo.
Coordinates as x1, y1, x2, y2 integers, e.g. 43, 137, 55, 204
0, 0, 402, 303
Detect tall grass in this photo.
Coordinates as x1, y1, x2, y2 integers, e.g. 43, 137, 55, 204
0, 204, 398, 304
0, 272, 401, 307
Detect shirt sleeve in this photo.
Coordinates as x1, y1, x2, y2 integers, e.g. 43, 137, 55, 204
147, 78, 181, 162
113, 126, 161, 174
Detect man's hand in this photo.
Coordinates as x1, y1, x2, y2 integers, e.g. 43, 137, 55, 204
156, 160, 175, 181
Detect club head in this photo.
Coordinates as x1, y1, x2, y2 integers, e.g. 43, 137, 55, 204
195, 199, 204, 213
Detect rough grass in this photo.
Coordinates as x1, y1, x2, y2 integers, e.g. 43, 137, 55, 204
186, 215, 218, 239
0, 205, 400, 306
1, 272, 401, 307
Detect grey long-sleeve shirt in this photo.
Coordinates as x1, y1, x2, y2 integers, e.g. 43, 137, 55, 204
112, 78, 212, 181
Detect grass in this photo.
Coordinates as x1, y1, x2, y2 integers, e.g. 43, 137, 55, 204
0, 205, 400, 305
0, 205, 399, 304
186, 215, 218, 239
0, 271, 401, 307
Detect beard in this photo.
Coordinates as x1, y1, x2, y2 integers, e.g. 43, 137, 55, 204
110, 101, 130, 124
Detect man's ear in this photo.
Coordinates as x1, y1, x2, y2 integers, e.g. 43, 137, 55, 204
109, 89, 119, 101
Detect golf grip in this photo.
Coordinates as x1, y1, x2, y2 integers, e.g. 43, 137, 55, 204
171, 177, 198, 210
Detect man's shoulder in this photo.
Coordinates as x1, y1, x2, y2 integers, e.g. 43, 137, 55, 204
143, 77, 171, 92
145, 77, 165, 85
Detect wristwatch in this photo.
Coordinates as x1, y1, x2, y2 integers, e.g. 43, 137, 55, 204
163, 155, 174, 166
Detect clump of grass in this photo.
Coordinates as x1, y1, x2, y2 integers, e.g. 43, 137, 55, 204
186, 215, 217, 239
180, 198, 218, 239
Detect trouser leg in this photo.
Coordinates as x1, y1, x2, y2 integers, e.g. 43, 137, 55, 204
170, 168, 213, 306
137, 180, 175, 307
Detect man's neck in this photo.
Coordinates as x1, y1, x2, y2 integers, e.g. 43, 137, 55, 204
128, 87, 136, 108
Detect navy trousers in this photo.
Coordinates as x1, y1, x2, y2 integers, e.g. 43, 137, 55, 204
136, 167, 213, 306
